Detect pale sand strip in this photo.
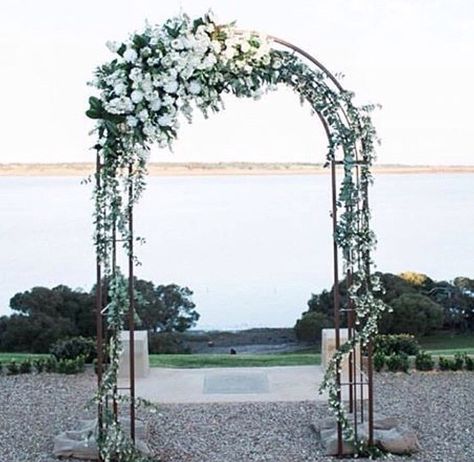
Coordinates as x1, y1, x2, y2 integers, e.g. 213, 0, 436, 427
1, 162, 474, 177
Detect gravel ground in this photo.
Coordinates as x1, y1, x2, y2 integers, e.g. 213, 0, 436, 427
0, 370, 473, 461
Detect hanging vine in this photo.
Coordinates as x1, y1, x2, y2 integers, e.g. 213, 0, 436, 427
87, 11, 384, 460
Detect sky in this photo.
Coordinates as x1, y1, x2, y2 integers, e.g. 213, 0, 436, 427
0, 0, 473, 166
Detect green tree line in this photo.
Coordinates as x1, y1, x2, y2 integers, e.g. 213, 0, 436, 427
0, 278, 199, 353
295, 272, 474, 342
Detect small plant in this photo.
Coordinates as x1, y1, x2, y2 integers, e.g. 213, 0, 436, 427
415, 351, 434, 371
438, 356, 457, 371
7, 361, 20, 375
19, 360, 32, 374
33, 358, 46, 373
464, 354, 474, 371
386, 353, 409, 373
44, 356, 58, 373
373, 351, 385, 372
57, 356, 86, 374
374, 334, 420, 356
50, 337, 96, 363
453, 353, 464, 371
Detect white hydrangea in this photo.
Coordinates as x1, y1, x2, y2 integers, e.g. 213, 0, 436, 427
158, 113, 173, 126
163, 80, 178, 94
188, 80, 201, 95
130, 90, 144, 104
123, 47, 138, 63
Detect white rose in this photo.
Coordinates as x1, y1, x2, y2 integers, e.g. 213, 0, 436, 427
114, 82, 127, 96
188, 80, 201, 95
164, 80, 179, 94
240, 41, 251, 53
150, 98, 162, 111
126, 116, 138, 127
123, 48, 138, 63
106, 41, 120, 53
138, 109, 149, 121
158, 114, 173, 126
131, 90, 144, 103
171, 38, 184, 50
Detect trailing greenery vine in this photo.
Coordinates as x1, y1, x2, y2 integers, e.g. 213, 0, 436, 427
87, 11, 383, 459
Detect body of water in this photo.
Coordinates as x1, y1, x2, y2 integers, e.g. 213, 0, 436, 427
1, 174, 473, 329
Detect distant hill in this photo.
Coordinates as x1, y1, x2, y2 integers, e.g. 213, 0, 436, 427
1, 162, 473, 176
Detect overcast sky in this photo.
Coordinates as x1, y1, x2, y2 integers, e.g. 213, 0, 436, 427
0, 0, 473, 165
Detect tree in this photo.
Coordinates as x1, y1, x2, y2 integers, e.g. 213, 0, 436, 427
295, 311, 332, 343
1, 285, 95, 353
379, 293, 444, 336
134, 280, 199, 333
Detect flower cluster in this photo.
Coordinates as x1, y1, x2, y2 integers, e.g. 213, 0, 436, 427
88, 12, 273, 156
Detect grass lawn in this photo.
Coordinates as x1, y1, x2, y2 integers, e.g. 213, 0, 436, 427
149, 353, 321, 368
418, 332, 474, 351
0, 353, 49, 362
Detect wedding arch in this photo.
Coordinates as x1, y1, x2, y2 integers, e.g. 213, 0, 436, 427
86, 12, 386, 461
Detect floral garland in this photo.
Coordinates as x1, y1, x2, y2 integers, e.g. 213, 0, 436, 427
87, 11, 383, 460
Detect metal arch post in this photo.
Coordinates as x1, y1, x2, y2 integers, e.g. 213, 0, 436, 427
128, 163, 136, 442
95, 153, 104, 460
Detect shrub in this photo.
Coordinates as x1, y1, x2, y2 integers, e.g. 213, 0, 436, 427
373, 352, 385, 372
19, 360, 32, 374
294, 311, 332, 343
386, 353, 409, 373
415, 351, 434, 371
374, 334, 420, 356
464, 355, 474, 371
44, 356, 58, 373
148, 332, 191, 354
50, 336, 96, 363
57, 356, 85, 374
380, 294, 444, 336
7, 361, 20, 375
438, 355, 463, 371
33, 358, 46, 373
453, 353, 464, 371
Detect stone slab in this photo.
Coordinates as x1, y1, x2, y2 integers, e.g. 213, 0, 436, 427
203, 372, 269, 394
53, 418, 151, 460
313, 413, 421, 456
119, 365, 327, 403
119, 330, 150, 378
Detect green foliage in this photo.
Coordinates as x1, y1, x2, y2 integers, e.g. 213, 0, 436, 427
374, 334, 420, 356
386, 353, 409, 373
381, 293, 444, 336
294, 311, 332, 343
373, 351, 385, 372
464, 354, 474, 371
57, 356, 85, 374
453, 352, 465, 370
33, 358, 46, 373
399, 271, 434, 289
133, 279, 200, 333
45, 356, 58, 373
19, 360, 32, 374
438, 355, 464, 371
7, 361, 20, 375
0, 285, 95, 353
415, 351, 434, 371
50, 336, 96, 363
148, 332, 190, 354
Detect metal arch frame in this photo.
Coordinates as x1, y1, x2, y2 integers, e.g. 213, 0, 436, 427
94, 32, 374, 459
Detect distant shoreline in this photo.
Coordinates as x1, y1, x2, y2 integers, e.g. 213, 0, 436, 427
1, 162, 474, 177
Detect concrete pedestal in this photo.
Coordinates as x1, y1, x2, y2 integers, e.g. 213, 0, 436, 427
321, 328, 361, 374
119, 330, 150, 378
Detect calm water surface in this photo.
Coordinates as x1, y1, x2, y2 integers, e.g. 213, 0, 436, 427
1, 174, 473, 329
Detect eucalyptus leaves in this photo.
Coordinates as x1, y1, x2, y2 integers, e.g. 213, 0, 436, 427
87, 11, 382, 460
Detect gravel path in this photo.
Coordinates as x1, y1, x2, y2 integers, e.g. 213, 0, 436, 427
1, 370, 473, 461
